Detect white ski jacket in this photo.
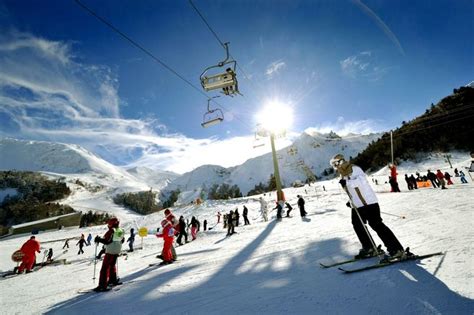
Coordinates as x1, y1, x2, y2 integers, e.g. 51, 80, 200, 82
342, 165, 378, 208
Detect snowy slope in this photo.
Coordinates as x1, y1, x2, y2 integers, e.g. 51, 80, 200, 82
0, 156, 472, 314
126, 166, 179, 191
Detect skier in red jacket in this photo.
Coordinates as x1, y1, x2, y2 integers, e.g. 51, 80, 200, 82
156, 219, 175, 265
18, 236, 41, 273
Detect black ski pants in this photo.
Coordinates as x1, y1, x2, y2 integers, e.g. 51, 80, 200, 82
243, 215, 250, 225
351, 203, 403, 255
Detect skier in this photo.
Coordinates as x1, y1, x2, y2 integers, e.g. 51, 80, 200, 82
242, 205, 250, 225
217, 211, 221, 224
18, 236, 41, 274
176, 216, 188, 245
93, 217, 124, 292
86, 233, 92, 246
297, 195, 307, 217
234, 209, 240, 227
227, 210, 235, 236
189, 216, 200, 240
285, 202, 293, 217
404, 174, 413, 190
259, 197, 268, 222
427, 170, 439, 188
156, 219, 175, 265
76, 234, 86, 255
459, 170, 468, 184
160, 209, 178, 261
454, 168, 460, 177
46, 248, 53, 263
444, 172, 453, 185
330, 154, 406, 259
203, 219, 207, 231
388, 164, 401, 192
127, 228, 135, 252
436, 170, 447, 189
273, 201, 283, 220
62, 238, 69, 249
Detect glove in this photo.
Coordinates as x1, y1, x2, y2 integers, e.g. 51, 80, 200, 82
339, 179, 347, 188
346, 201, 352, 208
94, 236, 102, 244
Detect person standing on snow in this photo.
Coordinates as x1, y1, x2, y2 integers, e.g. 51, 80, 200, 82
427, 170, 439, 188
18, 236, 41, 273
297, 195, 307, 218
93, 217, 124, 292
243, 205, 250, 225
436, 170, 447, 189
388, 164, 401, 192
127, 228, 136, 252
176, 216, 188, 245
76, 234, 86, 255
86, 233, 93, 246
444, 172, 453, 185
189, 216, 200, 240
259, 197, 268, 222
156, 219, 175, 265
459, 170, 468, 184
159, 209, 179, 261
62, 238, 69, 249
285, 202, 293, 217
330, 154, 407, 259
273, 201, 283, 220
227, 210, 235, 236
234, 209, 240, 227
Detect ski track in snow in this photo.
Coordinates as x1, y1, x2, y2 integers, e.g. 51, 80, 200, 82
1, 160, 474, 314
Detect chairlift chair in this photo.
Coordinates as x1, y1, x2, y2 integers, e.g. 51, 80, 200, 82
201, 97, 224, 128
200, 43, 240, 96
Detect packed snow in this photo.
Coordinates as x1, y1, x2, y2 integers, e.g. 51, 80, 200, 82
0, 155, 473, 314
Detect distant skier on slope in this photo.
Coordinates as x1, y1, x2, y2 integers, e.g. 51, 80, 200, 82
330, 154, 407, 260
273, 201, 283, 221
127, 228, 135, 252
93, 217, 124, 292
297, 195, 307, 218
259, 197, 268, 222
243, 205, 250, 225
285, 202, 293, 217
76, 234, 86, 255
176, 216, 188, 245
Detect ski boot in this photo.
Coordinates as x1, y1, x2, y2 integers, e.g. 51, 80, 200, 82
354, 245, 384, 259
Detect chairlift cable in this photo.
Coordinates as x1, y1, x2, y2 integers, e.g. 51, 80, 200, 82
75, 0, 205, 97
74, 0, 252, 129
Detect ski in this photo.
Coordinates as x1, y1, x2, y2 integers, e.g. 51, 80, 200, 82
338, 252, 444, 273
319, 256, 377, 268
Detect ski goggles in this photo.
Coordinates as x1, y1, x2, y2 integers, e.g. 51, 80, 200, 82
330, 159, 344, 169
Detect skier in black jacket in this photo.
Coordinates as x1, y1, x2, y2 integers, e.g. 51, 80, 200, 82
297, 195, 307, 217
243, 205, 250, 225
177, 216, 188, 245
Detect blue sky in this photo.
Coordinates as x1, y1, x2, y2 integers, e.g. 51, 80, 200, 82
0, 0, 472, 173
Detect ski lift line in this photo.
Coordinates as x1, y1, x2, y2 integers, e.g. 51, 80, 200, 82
74, 0, 253, 129
324, 104, 473, 142
74, 0, 204, 97
400, 104, 473, 126
187, 0, 226, 49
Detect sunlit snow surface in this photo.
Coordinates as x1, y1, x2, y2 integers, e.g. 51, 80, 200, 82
0, 155, 473, 314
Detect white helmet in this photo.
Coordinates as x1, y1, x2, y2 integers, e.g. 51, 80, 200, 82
330, 154, 345, 169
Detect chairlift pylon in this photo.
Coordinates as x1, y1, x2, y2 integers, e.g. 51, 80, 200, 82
200, 42, 240, 96
201, 97, 224, 128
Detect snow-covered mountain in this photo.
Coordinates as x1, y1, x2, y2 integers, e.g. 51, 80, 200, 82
166, 131, 381, 195
125, 166, 179, 191
0, 138, 127, 175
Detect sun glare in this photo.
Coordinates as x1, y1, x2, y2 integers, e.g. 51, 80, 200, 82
255, 101, 293, 134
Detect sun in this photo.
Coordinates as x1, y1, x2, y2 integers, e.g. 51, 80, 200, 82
255, 100, 294, 134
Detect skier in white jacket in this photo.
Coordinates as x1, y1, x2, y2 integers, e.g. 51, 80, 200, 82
330, 154, 405, 259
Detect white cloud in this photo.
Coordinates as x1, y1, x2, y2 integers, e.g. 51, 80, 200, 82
0, 30, 278, 174
340, 51, 390, 81
265, 60, 286, 78
305, 116, 384, 136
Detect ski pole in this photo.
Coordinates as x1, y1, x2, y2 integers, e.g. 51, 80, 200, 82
380, 211, 406, 219
93, 242, 98, 283
342, 185, 383, 260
